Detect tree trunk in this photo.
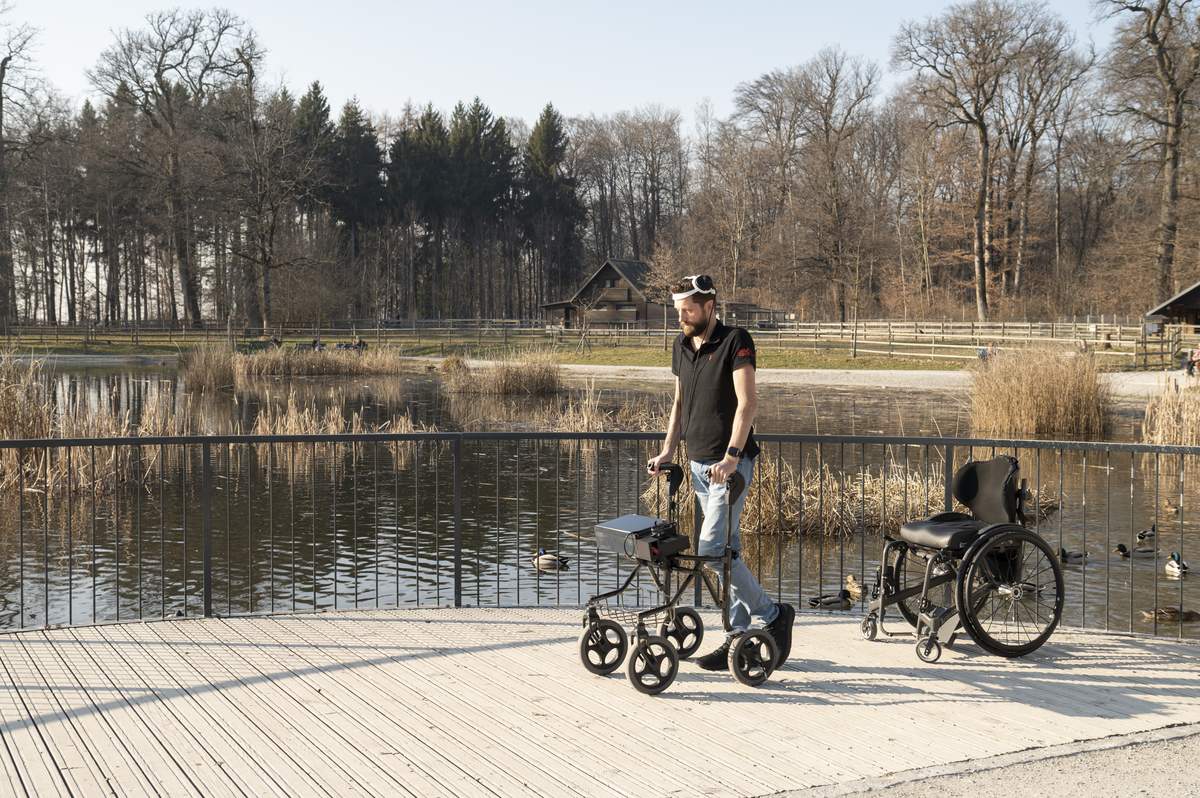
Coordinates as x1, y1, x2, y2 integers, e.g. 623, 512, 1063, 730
1155, 96, 1184, 301
973, 125, 992, 321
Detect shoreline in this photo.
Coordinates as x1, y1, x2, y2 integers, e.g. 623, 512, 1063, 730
11, 352, 1176, 401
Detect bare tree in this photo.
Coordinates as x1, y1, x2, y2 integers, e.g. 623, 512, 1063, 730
894, 0, 1044, 320
89, 9, 256, 327
1101, 0, 1200, 300
0, 2, 35, 323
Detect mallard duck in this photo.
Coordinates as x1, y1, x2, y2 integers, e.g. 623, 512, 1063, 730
1162, 499, 1181, 516
1114, 543, 1155, 559
1059, 547, 1088, 564
530, 548, 568, 571
1166, 552, 1189, 577
844, 573, 863, 603
1137, 524, 1157, 542
1141, 606, 1200, 623
808, 589, 852, 611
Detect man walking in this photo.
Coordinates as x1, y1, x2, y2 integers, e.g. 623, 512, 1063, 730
647, 274, 795, 670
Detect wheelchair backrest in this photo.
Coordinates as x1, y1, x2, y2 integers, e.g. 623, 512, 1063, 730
952, 455, 1019, 524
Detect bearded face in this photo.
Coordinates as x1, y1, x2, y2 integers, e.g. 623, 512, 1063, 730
675, 298, 713, 337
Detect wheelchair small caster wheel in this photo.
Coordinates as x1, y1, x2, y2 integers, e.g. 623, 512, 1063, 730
626, 635, 678, 695
729, 631, 777, 687
916, 635, 941, 663
659, 607, 704, 659
861, 614, 878, 641
579, 619, 627, 676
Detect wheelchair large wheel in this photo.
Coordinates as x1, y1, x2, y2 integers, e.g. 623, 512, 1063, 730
955, 527, 1063, 658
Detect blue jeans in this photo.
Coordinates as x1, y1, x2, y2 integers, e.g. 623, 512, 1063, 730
690, 457, 779, 636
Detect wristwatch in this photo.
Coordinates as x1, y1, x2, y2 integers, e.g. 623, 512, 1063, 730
726, 446, 741, 459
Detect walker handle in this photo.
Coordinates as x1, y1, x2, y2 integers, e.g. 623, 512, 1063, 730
646, 461, 684, 497
703, 467, 745, 505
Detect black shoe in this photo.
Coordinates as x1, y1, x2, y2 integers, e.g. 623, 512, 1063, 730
766, 603, 795, 668
694, 638, 734, 671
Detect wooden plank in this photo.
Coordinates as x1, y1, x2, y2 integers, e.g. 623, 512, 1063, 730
144, 617, 423, 798
0, 638, 65, 797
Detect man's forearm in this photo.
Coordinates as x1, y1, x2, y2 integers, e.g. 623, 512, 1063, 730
727, 403, 755, 453
661, 399, 682, 454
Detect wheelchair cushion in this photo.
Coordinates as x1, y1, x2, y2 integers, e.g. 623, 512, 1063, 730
899, 512, 987, 550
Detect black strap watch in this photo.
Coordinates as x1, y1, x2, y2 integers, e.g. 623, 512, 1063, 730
726, 446, 741, 459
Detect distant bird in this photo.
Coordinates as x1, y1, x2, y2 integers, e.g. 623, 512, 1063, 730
808, 589, 852, 611
1137, 524, 1157, 543
1114, 543, 1156, 559
1059, 548, 1088, 565
1162, 499, 1181, 516
844, 574, 863, 603
1141, 607, 1200, 623
1166, 552, 1189, 578
531, 547, 569, 571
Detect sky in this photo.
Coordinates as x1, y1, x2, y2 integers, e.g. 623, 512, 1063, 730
18, 0, 1117, 129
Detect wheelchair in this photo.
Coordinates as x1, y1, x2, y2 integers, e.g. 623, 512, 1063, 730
577, 463, 778, 695
862, 455, 1064, 663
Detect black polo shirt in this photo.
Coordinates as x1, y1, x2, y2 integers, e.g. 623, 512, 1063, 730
671, 319, 760, 462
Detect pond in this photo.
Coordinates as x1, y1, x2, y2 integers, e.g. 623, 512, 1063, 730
0, 363, 1193, 646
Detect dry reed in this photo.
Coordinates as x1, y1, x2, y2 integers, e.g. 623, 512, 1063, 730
233, 347, 408, 380
1143, 378, 1200, 448
970, 350, 1109, 438
640, 456, 1059, 539
443, 349, 561, 396
180, 344, 236, 392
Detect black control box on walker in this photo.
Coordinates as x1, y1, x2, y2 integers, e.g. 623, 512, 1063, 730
594, 514, 690, 564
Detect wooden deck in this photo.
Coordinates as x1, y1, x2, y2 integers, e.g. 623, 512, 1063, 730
0, 608, 1199, 797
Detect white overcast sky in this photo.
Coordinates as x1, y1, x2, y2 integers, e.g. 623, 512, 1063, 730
19, 0, 1115, 127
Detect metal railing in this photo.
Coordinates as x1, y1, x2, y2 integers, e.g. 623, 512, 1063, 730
0, 431, 1195, 640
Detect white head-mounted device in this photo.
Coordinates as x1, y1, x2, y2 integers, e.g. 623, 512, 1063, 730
671, 274, 716, 302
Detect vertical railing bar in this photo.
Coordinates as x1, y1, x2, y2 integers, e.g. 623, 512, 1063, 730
838, 442, 845, 590
798, 442, 804, 605
67, 447, 74, 626
452, 435, 463, 609
269, 441, 275, 615
225, 443, 232, 616
555, 440, 562, 607
135, 445, 142, 622
1153, 453, 1160, 637
943, 443, 954, 513
247, 442, 254, 615
515, 440, 521, 607
1081, 450, 1087, 629
413, 440, 420, 608
1128, 451, 1135, 634
613, 439, 619, 605
540, 436, 544, 604
859, 442, 866, 610
394, 439, 401, 608
350, 432, 355, 607
776, 443, 783, 602
1178, 452, 1185, 641
18, 449, 24, 627
1105, 448, 1111, 632
373, 441, 380, 610
311, 441, 317, 610
159, 442, 165, 620
493, 439, 500, 606
181, 443, 188, 617
91, 445, 97, 623
350, 439, 355, 607
201, 441, 213, 619
434, 439, 441, 606
331, 440, 338, 610
291, 443, 297, 613
43, 446, 51, 628
817, 441, 824, 597
575, 438, 582, 605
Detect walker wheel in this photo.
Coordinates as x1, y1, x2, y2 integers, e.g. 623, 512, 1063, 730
916, 635, 941, 663
626, 635, 679, 695
659, 607, 704, 659
729, 631, 777, 687
578, 619, 627, 676
861, 614, 878, 641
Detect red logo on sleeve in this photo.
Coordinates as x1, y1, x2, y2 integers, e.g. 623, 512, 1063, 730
736, 347, 753, 358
